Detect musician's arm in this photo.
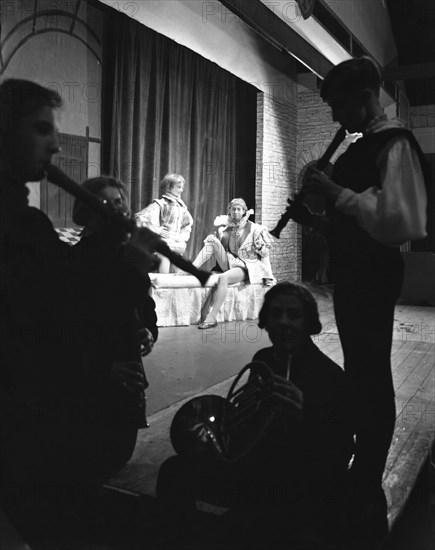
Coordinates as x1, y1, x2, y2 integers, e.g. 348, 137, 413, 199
271, 375, 304, 421
139, 288, 158, 342
302, 167, 343, 202
335, 138, 427, 246
122, 228, 160, 277
307, 212, 329, 234
136, 279, 159, 355
250, 352, 303, 420
289, 201, 330, 233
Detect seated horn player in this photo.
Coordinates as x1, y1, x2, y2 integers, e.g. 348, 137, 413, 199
192, 198, 275, 329
157, 282, 354, 550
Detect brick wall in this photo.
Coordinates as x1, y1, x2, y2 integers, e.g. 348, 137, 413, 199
410, 105, 435, 129
409, 105, 435, 155
296, 87, 346, 178
256, 92, 300, 283
255, 85, 355, 283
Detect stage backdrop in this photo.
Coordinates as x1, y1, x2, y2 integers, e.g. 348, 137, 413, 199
102, 11, 257, 259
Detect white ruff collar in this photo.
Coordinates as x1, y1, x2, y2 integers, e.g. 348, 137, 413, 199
213, 208, 254, 231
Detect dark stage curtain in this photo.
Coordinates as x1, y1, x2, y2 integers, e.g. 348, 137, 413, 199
102, 12, 257, 258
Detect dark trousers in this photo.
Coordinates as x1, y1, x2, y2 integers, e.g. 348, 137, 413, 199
157, 454, 344, 550
333, 265, 404, 491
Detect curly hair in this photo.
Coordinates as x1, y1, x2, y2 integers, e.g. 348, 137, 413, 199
258, 281, 322, 335
72, 176, 129, 226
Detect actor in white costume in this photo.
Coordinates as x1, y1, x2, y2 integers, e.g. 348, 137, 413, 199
135, 173, 193, 273
192, 198, 275, 329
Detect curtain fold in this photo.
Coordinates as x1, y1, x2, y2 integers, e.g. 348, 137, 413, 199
102, 12, 256, 258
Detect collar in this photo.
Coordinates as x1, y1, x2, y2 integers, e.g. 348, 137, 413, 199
223, 208, 254, 232
363, 113, 388, 135
161, 193, 187, 208
227, 218, 245, 230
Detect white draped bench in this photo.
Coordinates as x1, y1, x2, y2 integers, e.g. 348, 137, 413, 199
149, 273, 269, 327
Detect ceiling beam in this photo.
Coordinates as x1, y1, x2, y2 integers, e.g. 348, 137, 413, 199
219, 0, 333, 79
383, 63, 435, 82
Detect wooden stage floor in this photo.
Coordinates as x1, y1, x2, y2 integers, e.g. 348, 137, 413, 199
108, 290, 435, 534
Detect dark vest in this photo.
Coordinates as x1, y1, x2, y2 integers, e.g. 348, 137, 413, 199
328, 128, 425, 281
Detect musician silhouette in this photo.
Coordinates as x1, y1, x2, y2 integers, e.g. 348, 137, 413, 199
157, 282, 353, 549
72, 176, 159, 428
291, 56, 428, 544
0, 79, 158, 543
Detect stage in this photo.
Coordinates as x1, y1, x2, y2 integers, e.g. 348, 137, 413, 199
7, 287, 432, 549
107, 287, 434, 540
149, 273, 270, 327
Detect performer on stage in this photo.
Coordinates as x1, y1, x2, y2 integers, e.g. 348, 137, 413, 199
135, 173, 193, 273
290, 57, 428, 543
157, 282, 353, 549
192, 198, 275, 329
72, 176, 159, 427
0, 79, 157, 541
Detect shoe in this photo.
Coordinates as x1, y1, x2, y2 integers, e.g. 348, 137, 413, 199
198, 321, 218, 329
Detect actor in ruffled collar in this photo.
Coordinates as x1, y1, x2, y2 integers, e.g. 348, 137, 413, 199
192, 198, 275, 329
213, 205, 254, 231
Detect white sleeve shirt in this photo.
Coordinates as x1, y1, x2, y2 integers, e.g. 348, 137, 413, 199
335, 136, 427, 247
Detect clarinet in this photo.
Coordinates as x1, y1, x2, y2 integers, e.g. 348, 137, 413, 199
270, 127, 346, 238
45, 165, 211, 285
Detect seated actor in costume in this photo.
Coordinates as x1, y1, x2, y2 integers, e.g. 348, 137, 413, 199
192, 198, 275, 329
0, 79, 158, 543
135, 173, 193, 273
157, 282, 354, 549
72, 176, 159, 427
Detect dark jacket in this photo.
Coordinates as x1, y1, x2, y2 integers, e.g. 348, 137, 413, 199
0, 181, 152, 485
